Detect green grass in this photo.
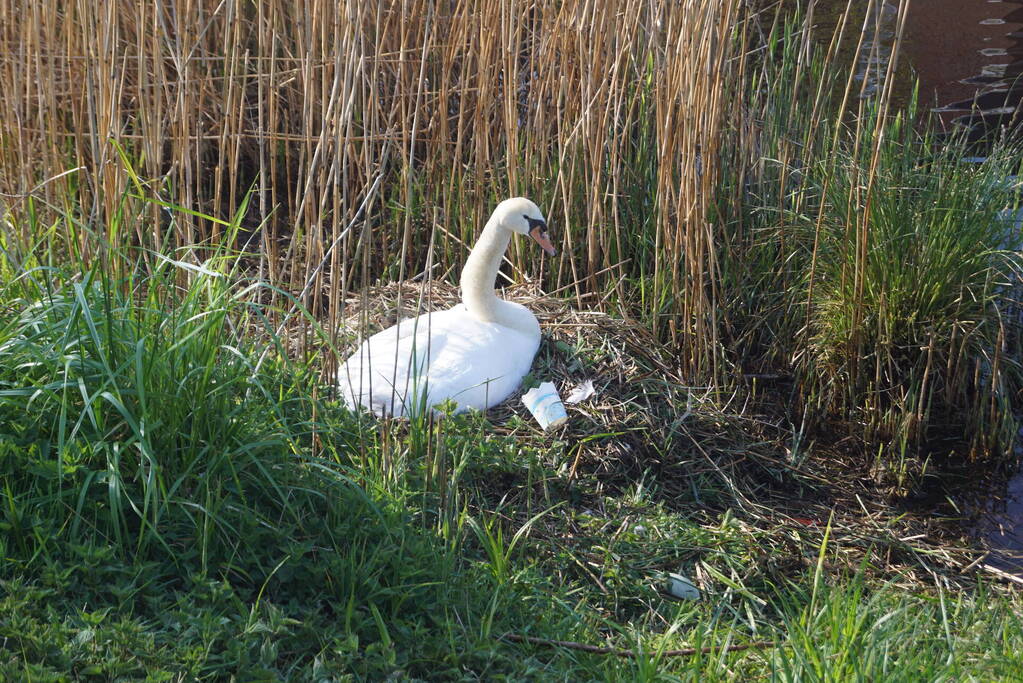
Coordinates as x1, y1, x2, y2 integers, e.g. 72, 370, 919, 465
768, 574, 1023, 680
1, 202, 1022, 680
3, 6, 1023, 680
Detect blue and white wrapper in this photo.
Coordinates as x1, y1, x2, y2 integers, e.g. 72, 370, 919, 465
521, 381, 568, 430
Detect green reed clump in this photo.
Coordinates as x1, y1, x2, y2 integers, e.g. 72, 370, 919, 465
801, 123, 1023, 467
713, 4, 1023, 476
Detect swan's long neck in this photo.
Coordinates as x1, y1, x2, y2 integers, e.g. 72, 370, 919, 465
460, 218, 514, 325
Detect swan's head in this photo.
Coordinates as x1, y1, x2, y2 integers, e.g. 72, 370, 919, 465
493, 197, 556, 256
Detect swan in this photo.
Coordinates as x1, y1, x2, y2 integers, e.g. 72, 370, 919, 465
338, 197, 556, 417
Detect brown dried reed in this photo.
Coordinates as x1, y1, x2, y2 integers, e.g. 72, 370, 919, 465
0, 0, 744, 380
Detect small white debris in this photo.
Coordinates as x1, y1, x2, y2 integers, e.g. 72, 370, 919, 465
522, 382, 568, 430
564, 379, 596, 405
667, 573, 701, 601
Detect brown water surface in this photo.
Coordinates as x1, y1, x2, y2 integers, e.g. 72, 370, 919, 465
906, 0, 1023, 116
980, 467, 1023, 573
816, 0, 1023, 133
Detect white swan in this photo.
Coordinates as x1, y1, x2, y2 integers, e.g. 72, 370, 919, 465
338, 197, 556, 417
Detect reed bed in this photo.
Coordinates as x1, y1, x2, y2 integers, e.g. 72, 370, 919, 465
0, 0, 744, 382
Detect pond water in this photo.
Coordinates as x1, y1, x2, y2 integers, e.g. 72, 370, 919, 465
815, 0, 1023, 130
905, 0, 1023, 136
978, 464, 1023, 574
816, 0, 1023, 574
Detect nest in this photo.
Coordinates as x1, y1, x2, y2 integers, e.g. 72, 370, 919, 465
334, 281, 1009, 590
339, 280, 689, 466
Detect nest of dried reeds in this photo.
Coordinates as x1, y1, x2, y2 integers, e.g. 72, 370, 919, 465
338, 280, 691, 472
335, 281, 1008, 590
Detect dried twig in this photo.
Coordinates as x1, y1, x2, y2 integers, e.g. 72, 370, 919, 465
502, 633, 778, 658
982, 563, 1023, 587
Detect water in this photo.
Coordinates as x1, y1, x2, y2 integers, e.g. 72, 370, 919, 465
905, 0, 1023, 138
977, 464, 1023, 574
814, 0, 1023, 132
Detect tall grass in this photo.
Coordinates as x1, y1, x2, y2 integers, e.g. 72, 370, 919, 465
0, 199, 312, 561
717, 2, 1023, 470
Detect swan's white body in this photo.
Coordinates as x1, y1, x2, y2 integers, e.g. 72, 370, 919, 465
339, 198, 554, 417
338, 302, 540, 417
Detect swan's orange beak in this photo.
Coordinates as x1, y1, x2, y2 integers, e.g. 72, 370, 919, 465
529, 226, 556, 256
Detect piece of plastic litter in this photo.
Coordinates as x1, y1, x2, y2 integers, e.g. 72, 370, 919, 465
522, 382, 568, 430
564, 379, 596, 405
666, 573, 701, 601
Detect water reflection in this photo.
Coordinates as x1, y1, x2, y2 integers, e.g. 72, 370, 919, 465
979, 470, 1023, 574
815, 0, 1023, 134
853, 1, 898, 97
903, 0, 1023, 138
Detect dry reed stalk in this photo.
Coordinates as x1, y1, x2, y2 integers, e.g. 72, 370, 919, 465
1, 0, 745, 379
